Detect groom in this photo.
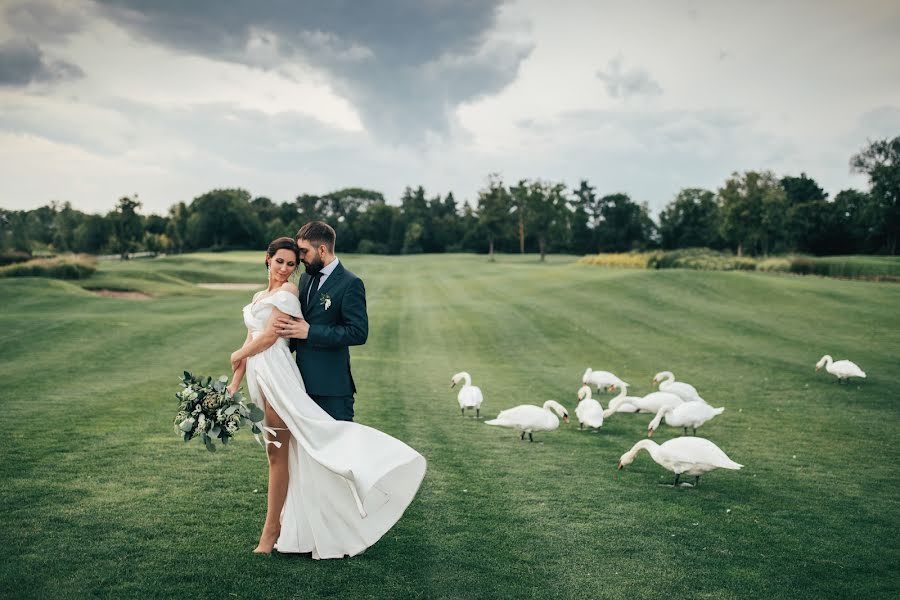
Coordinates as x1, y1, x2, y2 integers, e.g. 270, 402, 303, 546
273, 221, 368, 421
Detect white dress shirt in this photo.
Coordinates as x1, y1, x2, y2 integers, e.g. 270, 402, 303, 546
307, 256, 340, 304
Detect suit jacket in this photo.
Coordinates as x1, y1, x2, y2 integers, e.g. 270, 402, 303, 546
292, 262, 368, 396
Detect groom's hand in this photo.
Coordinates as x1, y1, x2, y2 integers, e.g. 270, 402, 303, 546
275, 315, 309, 339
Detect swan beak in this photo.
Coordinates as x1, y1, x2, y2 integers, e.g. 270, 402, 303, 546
647, 428, 655, 438
617, 462, 624, 470
449, 382, 456, 389
815, 366, 820, 371
563, 415, 570, 424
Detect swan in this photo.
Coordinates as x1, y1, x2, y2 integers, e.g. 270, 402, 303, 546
583, 368, 628, 392
602, 383, 643, 418
486, 400, 569, 442
608, 389, 682, 417
450, 371, 484, 417
647, 402, 725, 437
617, 437, 743, 486
652, 371, 704, 402
575, 385, 605, 430
815, 355, 866, 383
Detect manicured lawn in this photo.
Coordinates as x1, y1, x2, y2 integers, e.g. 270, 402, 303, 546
1, 253, 898, 599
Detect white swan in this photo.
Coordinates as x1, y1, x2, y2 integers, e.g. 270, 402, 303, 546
652, 371, 704, 402
583, 367, 628, 392
647, 402, 725, 437
450, 371, 484, 417
608, 389, 682, 416
815, 355, 866, 383
602, 383, 643, 418
575, 385, 605, 430
617, 437, 743, 486
486, 400, 569, 442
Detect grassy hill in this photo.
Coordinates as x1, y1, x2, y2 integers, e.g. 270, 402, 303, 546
1, 253, 898, 599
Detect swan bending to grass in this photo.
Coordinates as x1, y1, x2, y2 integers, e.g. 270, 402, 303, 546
617, 437, 743, 486
602, 383, 643, 418
486, 400, 569, 442
583, 368, 628, 392
815, 355, 866, 383
647, 402, 725, 437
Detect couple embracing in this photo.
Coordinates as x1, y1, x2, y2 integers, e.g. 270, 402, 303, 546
226, 221, 426, 559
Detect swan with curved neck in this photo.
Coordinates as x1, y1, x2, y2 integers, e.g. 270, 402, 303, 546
486, 400, 569, 442
815, 355, 866, 383
617, 437, 743, 486
652, 371, 703, 402
450, 371, 484, 417
575, 385, 605, 430
647, 401, 725, 437
583, 368, 628, 392
602, 383, 643, 418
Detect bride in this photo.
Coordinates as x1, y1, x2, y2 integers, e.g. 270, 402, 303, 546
226, 237, 426, 559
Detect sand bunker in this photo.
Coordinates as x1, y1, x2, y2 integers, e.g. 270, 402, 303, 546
92, 289, 152, 300
197, 283, 260, 290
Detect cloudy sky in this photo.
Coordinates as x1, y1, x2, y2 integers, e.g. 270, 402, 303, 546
1, 0, 898, 216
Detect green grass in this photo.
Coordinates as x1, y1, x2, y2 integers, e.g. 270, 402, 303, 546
1, 253, 899, 599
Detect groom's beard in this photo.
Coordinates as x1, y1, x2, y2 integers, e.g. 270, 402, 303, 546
303, 254, 325, 275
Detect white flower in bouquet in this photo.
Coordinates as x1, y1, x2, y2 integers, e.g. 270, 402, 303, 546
173, 371, 266, 452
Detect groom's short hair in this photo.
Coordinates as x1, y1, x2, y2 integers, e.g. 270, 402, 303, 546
296, 221, 336, 252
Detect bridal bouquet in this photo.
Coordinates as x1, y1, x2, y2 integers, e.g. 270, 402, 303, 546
173, 371, 265, 452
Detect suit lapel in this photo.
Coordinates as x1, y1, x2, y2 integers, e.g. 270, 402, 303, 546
307, 262, 345, 316
300, 272, 313, 312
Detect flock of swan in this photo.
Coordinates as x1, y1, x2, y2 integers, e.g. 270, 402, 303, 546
449, 354, 866, 488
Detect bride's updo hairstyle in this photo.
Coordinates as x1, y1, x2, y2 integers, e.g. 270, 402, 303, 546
265, 237, 300, 270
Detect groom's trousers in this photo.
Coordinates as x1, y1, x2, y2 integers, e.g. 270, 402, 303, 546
310, 394, 355, 422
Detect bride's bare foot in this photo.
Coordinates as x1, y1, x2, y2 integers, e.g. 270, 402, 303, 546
253, 527, 280, 554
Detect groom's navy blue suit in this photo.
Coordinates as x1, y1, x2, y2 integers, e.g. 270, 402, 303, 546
292, 261, 368, 421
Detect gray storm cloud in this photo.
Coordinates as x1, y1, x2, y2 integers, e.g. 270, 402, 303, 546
88, 0, 533, 141
0, 37, 84, 86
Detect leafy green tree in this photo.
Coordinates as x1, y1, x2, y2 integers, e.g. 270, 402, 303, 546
568, 180, 597, 254
185, 189, 262, 250
851, 136, 900, 254
524, 180, 568, 261
718, 171, 788, 256
509, 180, 529, 254
112, 196, 143, 258
658, 188, 721, 249
781, 173, 828, 253
596, 193, 656, 252
477, 174, 512, 261
73, 214, 110, 254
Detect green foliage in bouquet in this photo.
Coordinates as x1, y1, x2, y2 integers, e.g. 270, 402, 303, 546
173, 371, 265, 452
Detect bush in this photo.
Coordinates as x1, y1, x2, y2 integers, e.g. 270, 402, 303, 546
756, 257, 792, 272
579, 252, 657, 268
0, 251, 32, 266
0, 255, 97, 279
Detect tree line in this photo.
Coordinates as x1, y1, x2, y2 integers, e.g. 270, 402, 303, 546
1, 136, 897, 260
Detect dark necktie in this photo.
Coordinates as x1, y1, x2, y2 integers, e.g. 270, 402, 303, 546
307, 272, 321, 306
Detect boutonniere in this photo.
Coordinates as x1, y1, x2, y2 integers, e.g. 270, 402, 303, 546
319, 292, 332, 310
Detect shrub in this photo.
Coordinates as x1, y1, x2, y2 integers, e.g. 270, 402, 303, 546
0, 254, 97, 279
579, 252, 657, 268
756, 257, 791, 272
0, 251, 32, 266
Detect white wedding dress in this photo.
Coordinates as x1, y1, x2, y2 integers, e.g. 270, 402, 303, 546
242, 290, 426, 559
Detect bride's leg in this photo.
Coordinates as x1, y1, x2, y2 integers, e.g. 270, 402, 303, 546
254, 398, 292, 554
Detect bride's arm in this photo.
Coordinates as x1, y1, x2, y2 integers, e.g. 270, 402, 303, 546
230, 308, 289, 365
227, 330, 252, 393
